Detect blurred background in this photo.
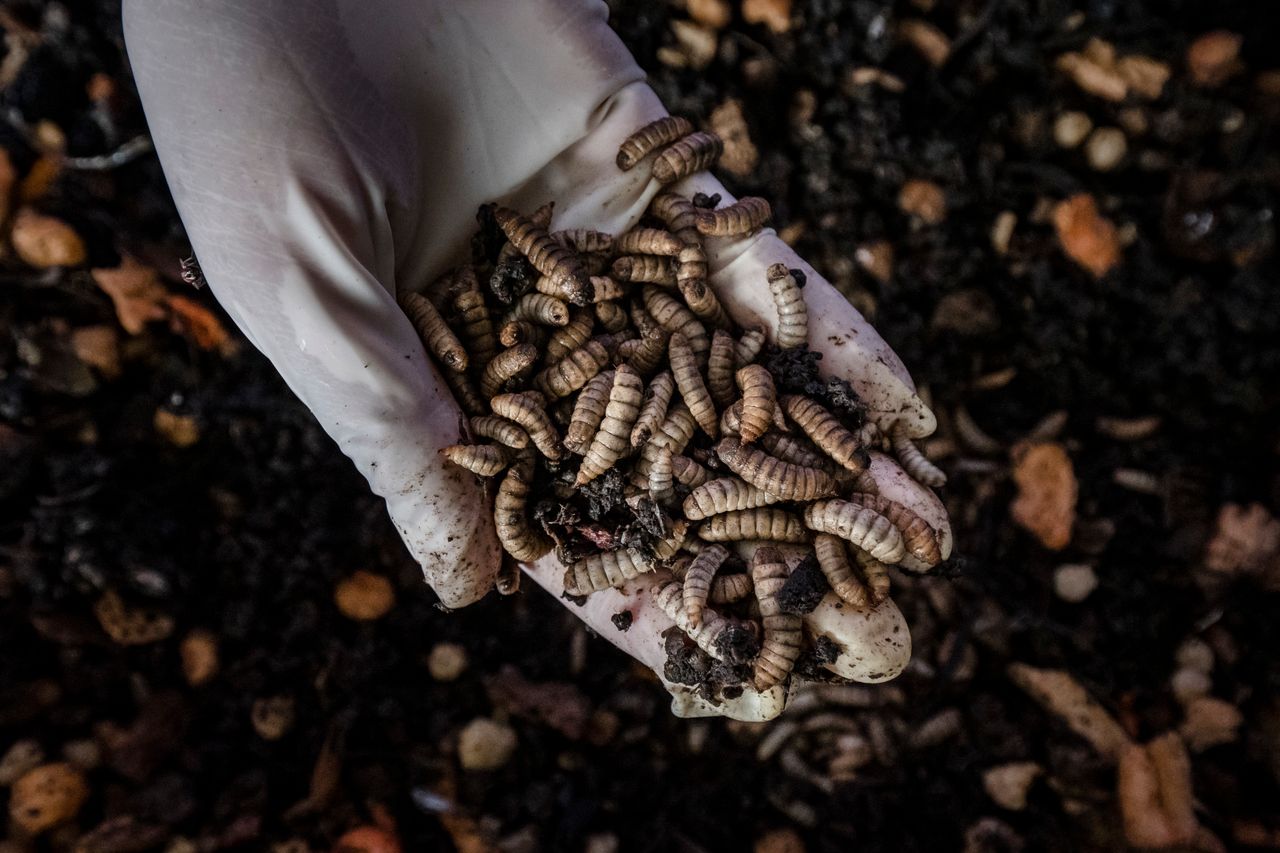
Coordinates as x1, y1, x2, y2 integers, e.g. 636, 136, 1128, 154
1, 0, 1278, 850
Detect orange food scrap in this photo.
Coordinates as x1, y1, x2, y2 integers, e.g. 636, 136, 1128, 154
334, 571, 396, 621
1053, 194, 1121, 277
92, 257, 169, 334
8, 763, 90, 835
1010, 441, 1078, 550
168, 294, 237, 356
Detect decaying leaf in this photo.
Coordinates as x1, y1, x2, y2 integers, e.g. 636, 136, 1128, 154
93, 590, 174, 646
1053, 194, 1121, 278
167, 294, 237, 356
1010, 441, 1078, 550
92, 257, 169, 334
1008, 663, 1131, 760
70, 325, 122, 379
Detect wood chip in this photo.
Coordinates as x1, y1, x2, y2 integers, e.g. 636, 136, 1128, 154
1008, 663, 1131, 759
1009, 441, 1077, 550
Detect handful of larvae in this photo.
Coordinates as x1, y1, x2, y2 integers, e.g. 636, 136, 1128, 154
404, 119, 946, 700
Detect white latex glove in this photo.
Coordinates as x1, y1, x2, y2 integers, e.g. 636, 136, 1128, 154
125, 0, 949, 720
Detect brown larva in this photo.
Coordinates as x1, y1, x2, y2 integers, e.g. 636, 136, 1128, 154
502, 292, 570, 327
400, 291, 468, 372
451, 288, 498, 375
698, 508, 808, 543
682, 477, 781, 521
707, 330, 739, 410
678, 259, 730, 331
615, 228, 684, 256
545, 312, 595, 364
890, 420, 947, 488
671, 454, 712, 488
492, 206, 591, 306
651, 518, 690, 562
853, 548, 891, 605
496, 201, 554, 266
552, 228, 614, 254
695, 196, 772, 237
564, 370, 616, 454
766, 263, 809, 350
440, 366, 488, 416
720, 399, 743, 436
491, 391, 564, 461
813, 533, 870, 608
650, 192, 700, 233
633, 401, 697, 486
588, 275, 628, 303
669, 332, 719, 438
709, 573, 753, 604
758, 431, 830, 471
715, 436, 837, 501
630, 371, 676, 448
652, 131, 724, 184
494, 561, 521, 596
616, 116, 695, 170
846, 493, 941, 568
802, 499, 906, 564
651, 579, 742, 663
533, 274, 586, 304
612, 255, 677, 286
780, 395, 869, 474
625, 328, 671, 378
644, 286, 710, 361
735, 326, 767, 367
575, 365, 645, 486
615, 337, 643, 362
479, 344, 539, 398
649, 446, 676, 506
751, 546, 803, 691
440, 443, 509, 477
683, 543, 731, 627
498, 319, 545, 348
629, 298, 660, 338
594, 300, 630, 333
494, 454, 553, 562
469, 415, 529, 449
737, 365, 777, 444
533, 338, 611, 400
563, 547, 652, 595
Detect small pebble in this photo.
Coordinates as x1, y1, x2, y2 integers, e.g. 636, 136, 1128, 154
457, 718, 518, 771
982, 761, 1042, 811
854, 241, 894, 284
1053, 563, 1098, 602
1175, 637, 1214, 674
180, 629, 220, 686
0, 740, 44, 787
990, 211, 1017, 255
755, 828, 806, 853
1170, 667, 1212, 706
334, 571, 396, 621
1052, 111, 1093, 148
1084, 127, 1127, 171
8, 763, 89, 835
426, 642, 469, 682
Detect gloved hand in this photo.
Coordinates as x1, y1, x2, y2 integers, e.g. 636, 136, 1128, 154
125, 0, 950, 720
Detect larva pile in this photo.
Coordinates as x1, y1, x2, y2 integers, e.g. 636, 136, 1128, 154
407, 118, 947, 704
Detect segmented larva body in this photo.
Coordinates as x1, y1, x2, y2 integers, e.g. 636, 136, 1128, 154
494, 455, 553, 562
699, 508, 808, 543
594, 300, 630, 333
532, 274, 584, 304
710, 573, 753, 603
683, 477, 781, 521
564, 547, 652, 595
576, 366, 645, 486
651, 579, 739, 662
612, 255, 676, 286
677, 246, 730, 329
780, 395, 868, 474
813, 533, 870, 608
625, 329, 671, 377
853, 547, 892, 604
669, 333, 718, 438
766, 263, 809, 350
720, 399, 743, 436
552, 229, 614, 254
643, 287, 709, 360
846, 493, 941, 568
400, 291, 467, 372
803, 499, 906, 564
634, 402, 697, 486
652, 131, 724, 184
503, 292, 570, 327
493, 206, 591, 306
758, 431, 830, 471
630, 371, 676, 447
849, 468, 880, 495
716, 436, 836, 501
564, 370, 616, 454
683, 544, 731, 628
629, 299, 660, 338
651, 518, 689, 562
479, 344, 539, 398
533, 339, 610, 400
441, 443, 509, 477
671, 454, 712, 488
695, 196, 772, 237
491, 392, 564, 461
498, 319, 544, 348
495, 561, 521, 596
649, 446, 676, 506
441, 367, 487, 416
751, 546, 803, 691
616, 116, 695, 170
616, 228, 683, 256
707, 330, 739, 409
496, 201, 554, 266
891, 420, 948, 488
650, 192, 699, 233
451, 289, 498, 375
588, 275, 628, 303
469, 415, 529, 449
735, 326, 767, 367
736, 365, 777, 444
545, 312, 595, 364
